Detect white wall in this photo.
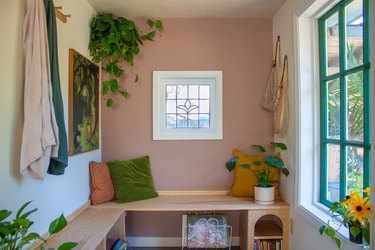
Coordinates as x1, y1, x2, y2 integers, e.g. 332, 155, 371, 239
273, 0, 375, 249
0, 0, 99, 235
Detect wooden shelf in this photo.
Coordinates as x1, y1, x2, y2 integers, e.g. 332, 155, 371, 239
254, 220, 283, 239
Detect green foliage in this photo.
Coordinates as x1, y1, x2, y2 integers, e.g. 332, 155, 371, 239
247, 142, 288, 188
0, 202, 77, 250
89, 13, 163, 107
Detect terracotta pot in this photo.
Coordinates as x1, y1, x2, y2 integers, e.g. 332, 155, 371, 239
254, 185, 274, 205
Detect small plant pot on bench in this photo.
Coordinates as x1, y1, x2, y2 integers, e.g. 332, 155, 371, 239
254, 185, 275, 205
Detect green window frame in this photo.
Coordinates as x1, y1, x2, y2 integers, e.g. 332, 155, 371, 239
318, 0, 371, 207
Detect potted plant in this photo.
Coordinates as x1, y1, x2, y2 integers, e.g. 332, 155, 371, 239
226, 142, 289, 204
319, 187, 371, 249
0, 201, 77, 250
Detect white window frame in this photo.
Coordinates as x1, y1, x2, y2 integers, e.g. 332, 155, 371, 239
153, 71, 223, 140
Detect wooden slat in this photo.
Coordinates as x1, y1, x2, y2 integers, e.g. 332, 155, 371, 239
43, 207, 124, 250
96, 192, 289, 211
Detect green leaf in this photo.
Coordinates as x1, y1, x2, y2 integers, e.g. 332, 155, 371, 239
240, 164, 250, 169
319, 225, 326, 235
251, 145, 266, 152
225, 157, 237, 172
107, 98, 114, 107
350, 226, 361, 239
154, 20, 164, 31
48, 214, 67, 235
119, 90, 129, 99
253, 161, 262, 167
325, 227, 336, 238
259, 179, 269, 187
20, 208, 37, 220
14, 218, 31, 228
281, 167, 289, 177
21, 232, 43, 245
134, 73, 139, 83
58, 242, 79, 250
270, 142, 287, 150
109, 79, 119, 93
265, 156, 284, 168
16, 201, 33, 219
0, 210, 11, 222
334, 237, 341, 249
102, 81, 110, 95
147, 19, 155, 28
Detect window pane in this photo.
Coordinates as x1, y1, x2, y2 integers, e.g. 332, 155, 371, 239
177, 85, 187, 98
177, 114, 187, 128
346, 0, 363, 69
188, 114, 199, 128
326, 12, 340, 75
166, 100, 176, 113
327, 144, 341, 202
347, 72, 364, 141
166, 85, 176, 99
189, 85, 199, 99
199, 114, 210, 128
166, 114, 176, 128
347, 146, 364, 195
200, 85, 210, 98
327, 79, 340, 139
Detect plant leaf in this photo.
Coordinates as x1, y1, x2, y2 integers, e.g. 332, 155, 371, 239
251, 145, 266, 152
350, 226, 361, 239
319, 225, 326, 235
0, 210, 11, 222
253, 161, 262, 167
225, 157, 237, 172
102, 81, 110, 95
147, 19, 155, 28
265, 156, 284, 168
58, 242, 79, 250
109, 79, 119, 93
259, 179, 269, 187
334, 237, 341, 249
155, 20, 164, 31
14, 218, 31, 228
134, 73, 139, 83
270, 142, 287, 150
16, 201, 33, 219
325, 227, 335, 238
49, 214, 67, 235
106, 98, 114, 107
281, 167, 290, 177
21, 232, 43, 245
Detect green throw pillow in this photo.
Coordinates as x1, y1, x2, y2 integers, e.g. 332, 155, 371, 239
107, 156, 158, 203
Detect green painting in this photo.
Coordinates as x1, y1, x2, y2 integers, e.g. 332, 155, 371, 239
68, 49, 99, 155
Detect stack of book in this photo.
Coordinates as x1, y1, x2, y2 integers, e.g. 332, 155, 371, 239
253, 239, 282, 250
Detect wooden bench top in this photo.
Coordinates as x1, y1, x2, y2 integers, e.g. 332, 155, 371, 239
95, 190, 289, 211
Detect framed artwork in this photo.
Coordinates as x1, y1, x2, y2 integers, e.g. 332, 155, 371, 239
68, 49, 100, 156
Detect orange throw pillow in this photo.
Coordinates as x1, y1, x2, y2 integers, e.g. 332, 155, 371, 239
89, 161, 116, 205
228, 150, 280, 198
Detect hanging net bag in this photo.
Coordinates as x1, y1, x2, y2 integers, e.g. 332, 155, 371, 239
274, 55, 290, 137
261, 36, 281, 112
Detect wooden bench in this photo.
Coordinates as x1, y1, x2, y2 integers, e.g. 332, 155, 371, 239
43, 191, 289, 250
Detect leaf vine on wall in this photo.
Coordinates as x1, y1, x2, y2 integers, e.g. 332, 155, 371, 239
89, 13, 163, 107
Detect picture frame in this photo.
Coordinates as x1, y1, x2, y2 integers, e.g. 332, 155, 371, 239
68, 49, 100, 156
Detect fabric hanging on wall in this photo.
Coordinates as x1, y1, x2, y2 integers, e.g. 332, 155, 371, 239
44, 0, 68, 175
20, 0, 59, 179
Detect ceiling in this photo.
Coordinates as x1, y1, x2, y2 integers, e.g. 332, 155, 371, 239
86, 0, 286, 19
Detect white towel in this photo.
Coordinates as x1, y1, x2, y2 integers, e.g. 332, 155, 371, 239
20, 0, 59, 179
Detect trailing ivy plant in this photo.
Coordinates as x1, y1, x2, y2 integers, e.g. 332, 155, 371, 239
0, 201, 77, 250
89, 13, 163, 107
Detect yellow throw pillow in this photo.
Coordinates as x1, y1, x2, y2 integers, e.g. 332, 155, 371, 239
228, 150, 280, 198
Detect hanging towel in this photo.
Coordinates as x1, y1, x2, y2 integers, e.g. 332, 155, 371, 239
20, 0, 59, 179
44, 0, 68, 175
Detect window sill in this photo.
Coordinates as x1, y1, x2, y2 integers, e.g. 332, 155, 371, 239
296, 203, 368, 250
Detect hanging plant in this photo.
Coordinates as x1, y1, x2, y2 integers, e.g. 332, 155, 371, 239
89, 13, 163, 107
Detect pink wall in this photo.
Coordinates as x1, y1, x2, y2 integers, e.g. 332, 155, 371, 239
102, 18, 273, 238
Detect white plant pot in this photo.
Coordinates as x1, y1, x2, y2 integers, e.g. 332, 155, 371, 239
254, 185, 275, 205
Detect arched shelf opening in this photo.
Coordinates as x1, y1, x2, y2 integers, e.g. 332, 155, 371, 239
254, 214, 283, 240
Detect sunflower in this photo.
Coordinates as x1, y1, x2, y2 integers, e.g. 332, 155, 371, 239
364, 187, 371, 196
347, 195, 371, 223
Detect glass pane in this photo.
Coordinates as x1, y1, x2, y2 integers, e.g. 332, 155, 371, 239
327, 144, 341, 203
346, 0, 363, 69
166, 114, 176, 128
166, 85, 176, 99
177, 85, 187, 99
177, 114, 187, 128
199, 114, 210, 128
347, 146, 364, 195
188, 114, 199, 128
189, 85, 199, 99
347, 72, 364, 141
200, 85, 210, 99
199, 100, 210, 113
327, 79, 340, 139
166, 100, 176, 113
326, 12, 340, 75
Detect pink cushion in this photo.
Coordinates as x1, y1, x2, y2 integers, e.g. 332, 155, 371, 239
89, 161, 115, 205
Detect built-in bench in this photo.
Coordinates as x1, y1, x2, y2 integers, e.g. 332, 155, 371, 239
43, 191, 289, 250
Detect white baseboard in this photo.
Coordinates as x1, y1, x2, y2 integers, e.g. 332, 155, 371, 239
126, 236, 240, 247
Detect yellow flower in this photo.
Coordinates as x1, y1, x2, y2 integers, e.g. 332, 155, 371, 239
364, 187, 371, 196
347, 195, 371, 223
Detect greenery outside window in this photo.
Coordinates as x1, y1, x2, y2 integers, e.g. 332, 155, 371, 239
319, 0, 371, 206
